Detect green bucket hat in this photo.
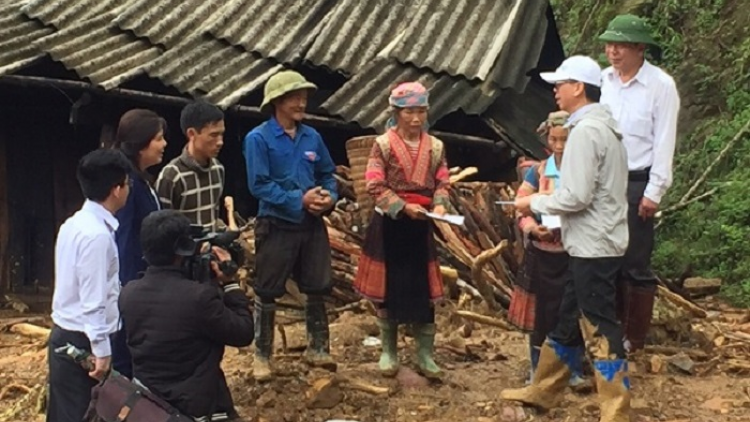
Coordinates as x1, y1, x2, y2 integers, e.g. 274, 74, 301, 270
260, 70, 317, 112
598, 14, 659, 47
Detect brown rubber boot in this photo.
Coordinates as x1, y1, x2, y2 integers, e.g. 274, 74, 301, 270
593, 359, 631, 422
624, 284, 656, 352
500, 339, 573, 409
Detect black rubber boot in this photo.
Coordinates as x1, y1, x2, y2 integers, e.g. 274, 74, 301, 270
304, 295, 337, 372
253, 297, 275, 382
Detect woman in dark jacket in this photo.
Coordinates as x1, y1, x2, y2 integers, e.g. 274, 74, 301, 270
111, 109, 168, 377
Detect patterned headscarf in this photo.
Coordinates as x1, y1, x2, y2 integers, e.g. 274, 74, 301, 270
536, 110, 570, 135
385, 82, 430, 129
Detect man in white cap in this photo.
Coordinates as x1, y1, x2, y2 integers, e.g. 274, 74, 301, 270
502, 56, 631, 422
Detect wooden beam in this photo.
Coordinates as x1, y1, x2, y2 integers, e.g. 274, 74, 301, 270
0, 75, 506, 150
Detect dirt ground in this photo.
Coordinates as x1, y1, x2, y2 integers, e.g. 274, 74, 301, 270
1, 304, 750, 422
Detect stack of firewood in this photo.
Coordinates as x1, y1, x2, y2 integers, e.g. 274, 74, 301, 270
231, 165, 714, 347
232, 166, 522, 312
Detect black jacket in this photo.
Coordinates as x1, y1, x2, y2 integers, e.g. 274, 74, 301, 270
119, 266, 253, 418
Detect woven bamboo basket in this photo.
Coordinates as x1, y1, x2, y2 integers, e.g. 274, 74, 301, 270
345, 135, 378, 223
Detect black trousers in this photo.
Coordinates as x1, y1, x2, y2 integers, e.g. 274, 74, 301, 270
46, 325, 98, 422
253, 214, 332, 299
548, 257, 626, 360
619, 178, 657, 288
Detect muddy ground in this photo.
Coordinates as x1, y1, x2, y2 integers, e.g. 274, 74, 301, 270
1, 304, 749, 422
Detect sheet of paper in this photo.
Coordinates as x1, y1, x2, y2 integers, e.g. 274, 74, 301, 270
422, 212, 465, 226
541, 214, 561, 229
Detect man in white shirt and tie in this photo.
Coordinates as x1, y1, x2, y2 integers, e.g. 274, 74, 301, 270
599, 14, 681, 353
47, 149, 131, 422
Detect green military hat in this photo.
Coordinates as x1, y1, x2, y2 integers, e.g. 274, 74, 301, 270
260, 70, 317, 112
598, 14, 659, 47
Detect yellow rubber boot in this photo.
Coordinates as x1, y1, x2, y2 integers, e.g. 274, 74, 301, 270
594, 359, 631, 422
500, 339, 574, 409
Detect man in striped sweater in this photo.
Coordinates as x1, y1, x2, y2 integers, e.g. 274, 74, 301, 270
156, 102, 226, 231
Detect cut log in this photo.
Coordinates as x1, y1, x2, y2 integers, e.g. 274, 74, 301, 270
470, 241, 508, 312
0, 317, 47, 332
455, 310, 515, 331
337, 374, 390, 396
657, 285, 707, 318
9, 323, 50, 341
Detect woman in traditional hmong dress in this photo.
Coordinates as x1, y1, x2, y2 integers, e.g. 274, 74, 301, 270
507, 111, 586, 387
353, 82, 450, 379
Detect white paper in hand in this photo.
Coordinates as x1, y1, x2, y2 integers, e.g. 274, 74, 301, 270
541, 214, 561, 229
422, 212, 465, 226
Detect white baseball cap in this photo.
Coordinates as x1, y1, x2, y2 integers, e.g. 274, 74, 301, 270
540, 55, 602, 87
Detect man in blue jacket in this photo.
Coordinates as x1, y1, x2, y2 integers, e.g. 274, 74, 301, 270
244, 70, 338, 381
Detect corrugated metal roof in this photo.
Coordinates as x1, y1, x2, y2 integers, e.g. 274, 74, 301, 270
0, 0, 559, 153
322, 59, 499, 130
145, 35, 282, 108
483, 81, 555, 157
207, 0, 336, 64
31, 12, 160, 89
385, 0, 548, 87
114, 0, 224, 48
304, 0, 416, 75
22, 0, 119, 28
111, 0, 284, 108
0, 1, 52, 76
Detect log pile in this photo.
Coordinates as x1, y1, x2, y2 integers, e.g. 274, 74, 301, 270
233, 166, 521, 315
230, 164, 724, 353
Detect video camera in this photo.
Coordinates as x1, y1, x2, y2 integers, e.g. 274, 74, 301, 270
180, 225, 245, 283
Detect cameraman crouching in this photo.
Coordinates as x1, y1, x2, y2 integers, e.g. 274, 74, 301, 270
119, 210, 253, 421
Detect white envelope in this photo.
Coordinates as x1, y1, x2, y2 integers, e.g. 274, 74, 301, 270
541, 214, 561, 229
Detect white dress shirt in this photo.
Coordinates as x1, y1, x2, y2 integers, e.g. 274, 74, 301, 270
601, 60, 681, 204
51, 200, 121, 357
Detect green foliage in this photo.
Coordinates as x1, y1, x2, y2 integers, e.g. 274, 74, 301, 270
550, 0, 750, 306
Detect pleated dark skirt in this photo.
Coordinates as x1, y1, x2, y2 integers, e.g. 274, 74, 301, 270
354, 212, 444, 324
508, 242, 569, 336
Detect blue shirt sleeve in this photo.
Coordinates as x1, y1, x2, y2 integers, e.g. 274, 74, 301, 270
314, 133, 339, 203
523, 165, 540, 190
244, 131, 304, 209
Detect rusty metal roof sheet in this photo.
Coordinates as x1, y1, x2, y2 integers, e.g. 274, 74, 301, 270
0, 1, 52, 76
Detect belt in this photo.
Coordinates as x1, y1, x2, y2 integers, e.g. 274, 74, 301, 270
628, 167, 651, 182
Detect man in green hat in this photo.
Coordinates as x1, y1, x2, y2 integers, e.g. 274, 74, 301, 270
599, 14, 681, 354
243, 70, 338, 381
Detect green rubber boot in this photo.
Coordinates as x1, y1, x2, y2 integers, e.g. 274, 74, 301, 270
377, 318, 399, 377
413, 323, 442, 380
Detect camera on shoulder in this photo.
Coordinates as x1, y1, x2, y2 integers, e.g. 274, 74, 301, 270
176, 225, 245, 283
